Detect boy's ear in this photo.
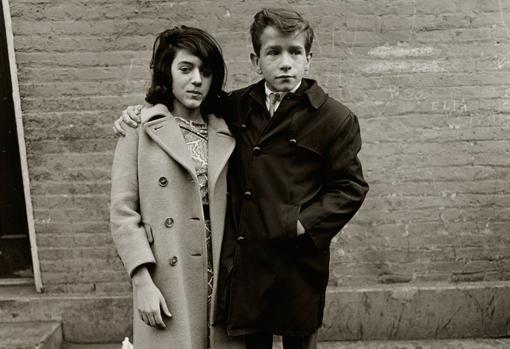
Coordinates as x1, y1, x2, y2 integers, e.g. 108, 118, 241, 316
250, 53, 263, 75
305, 52, 312, 74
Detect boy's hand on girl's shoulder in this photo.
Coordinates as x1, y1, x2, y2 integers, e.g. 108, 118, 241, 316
113, 104, 143, 136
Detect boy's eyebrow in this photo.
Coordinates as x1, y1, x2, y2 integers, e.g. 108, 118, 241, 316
263, 45, 282, 51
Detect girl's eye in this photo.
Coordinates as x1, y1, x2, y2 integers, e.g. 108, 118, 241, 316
179, 66, 191, 73
201, 69, 212, 77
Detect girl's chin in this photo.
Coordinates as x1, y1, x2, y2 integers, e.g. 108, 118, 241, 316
182, 101, 202, 110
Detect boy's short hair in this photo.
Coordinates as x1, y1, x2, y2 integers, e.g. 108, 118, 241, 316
250, 8, 314, 56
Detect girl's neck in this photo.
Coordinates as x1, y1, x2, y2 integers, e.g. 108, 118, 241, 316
171, 105, 204, 123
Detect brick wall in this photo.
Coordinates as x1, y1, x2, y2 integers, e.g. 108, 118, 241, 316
8, 0, 510, 294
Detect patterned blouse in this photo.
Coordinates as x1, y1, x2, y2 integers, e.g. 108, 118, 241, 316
175, 116, 209, 204
174, 116, 214, 326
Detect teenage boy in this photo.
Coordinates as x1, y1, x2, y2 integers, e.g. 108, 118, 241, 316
114, 8, 368, 349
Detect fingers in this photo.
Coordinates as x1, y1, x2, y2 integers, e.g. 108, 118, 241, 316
138, 309, 149, 326
126, 105, 141, 125
113, 117, 126, 137
161, 298, 173, 319
147, 312, 157, 328
154, 310, 166, 329
139, 309, 165, 329
122, 110, 138, 128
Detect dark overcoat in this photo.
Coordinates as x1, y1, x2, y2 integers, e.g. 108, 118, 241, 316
216, 79, 369, 336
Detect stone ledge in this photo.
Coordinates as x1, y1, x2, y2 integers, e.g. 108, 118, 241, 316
1, 281, 510, 342
320, 281, 510, 341
0, 321, 63, 349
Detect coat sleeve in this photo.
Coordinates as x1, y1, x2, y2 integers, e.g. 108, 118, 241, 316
110, 126, 156, 277
298, 112, 369, 250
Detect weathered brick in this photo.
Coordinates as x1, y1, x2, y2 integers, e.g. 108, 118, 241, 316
7, 0, 510, 295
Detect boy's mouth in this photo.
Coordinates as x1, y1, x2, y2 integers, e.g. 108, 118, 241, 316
276, 75, 294, 79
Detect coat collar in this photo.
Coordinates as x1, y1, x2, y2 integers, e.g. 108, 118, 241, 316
141, 104, 235, 187
245, 78, 328, 110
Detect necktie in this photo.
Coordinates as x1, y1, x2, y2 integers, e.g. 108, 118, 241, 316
268, 92, 282, 117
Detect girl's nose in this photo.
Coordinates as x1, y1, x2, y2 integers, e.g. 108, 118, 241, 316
191, 68, 202, 85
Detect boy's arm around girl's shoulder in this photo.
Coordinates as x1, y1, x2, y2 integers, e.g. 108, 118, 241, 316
298, 104, 369, 250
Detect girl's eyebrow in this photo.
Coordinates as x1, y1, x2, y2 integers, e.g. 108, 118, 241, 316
176, 60, 195, 65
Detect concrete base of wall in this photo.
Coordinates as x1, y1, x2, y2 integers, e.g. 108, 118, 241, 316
0, 321, 63, 349
1, 281, 510, 342
320, 281, 510, 341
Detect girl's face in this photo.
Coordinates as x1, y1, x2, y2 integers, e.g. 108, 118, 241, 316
170, 49, 213, 114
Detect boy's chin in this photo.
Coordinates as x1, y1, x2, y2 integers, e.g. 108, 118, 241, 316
268, 79, 300, 92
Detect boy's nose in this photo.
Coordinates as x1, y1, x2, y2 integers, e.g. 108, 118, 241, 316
279, 53, 292, 71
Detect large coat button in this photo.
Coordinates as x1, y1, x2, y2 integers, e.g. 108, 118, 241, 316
243, 191, 253, 199
164, 217, 174, 228
253, 146, 262, 155
289, 138, 297, 146
158, 177, 168, 187
237, 236, 246, 244
169, 256, 178, 266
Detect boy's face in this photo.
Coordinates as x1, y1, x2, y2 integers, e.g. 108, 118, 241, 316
251, 26, 311, 92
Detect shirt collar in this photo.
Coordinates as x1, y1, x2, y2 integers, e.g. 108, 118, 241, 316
246, 79, 328, 110
264, 80, 302, 99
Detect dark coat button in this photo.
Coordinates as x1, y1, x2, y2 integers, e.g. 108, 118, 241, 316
289, 138, 297, 146
253, 146, 262, 155
164, 217, 174, 228
169, 256, 178, 266
158, 177, 168, 187
237, 236, 246, 244
243, 191, 253, 199
240, 123, 247, 130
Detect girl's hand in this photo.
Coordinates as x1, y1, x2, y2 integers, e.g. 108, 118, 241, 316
132, 267, 172, 329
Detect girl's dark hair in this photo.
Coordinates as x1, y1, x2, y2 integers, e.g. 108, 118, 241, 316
146, 26, 226, 114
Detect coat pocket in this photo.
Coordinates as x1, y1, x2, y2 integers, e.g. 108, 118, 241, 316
293, 137, 324, 158
143, 222, 154, 244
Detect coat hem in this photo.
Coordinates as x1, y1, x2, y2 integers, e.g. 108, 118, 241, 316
226, 326, 320, 337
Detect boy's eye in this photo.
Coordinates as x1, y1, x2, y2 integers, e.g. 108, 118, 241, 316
267, 50, 279, 56
179, 66, 192, 73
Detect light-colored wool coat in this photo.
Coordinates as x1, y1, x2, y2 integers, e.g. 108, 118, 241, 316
110, 104, 243, 349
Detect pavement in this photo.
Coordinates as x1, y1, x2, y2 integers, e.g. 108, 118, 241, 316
63, 338, 510, 349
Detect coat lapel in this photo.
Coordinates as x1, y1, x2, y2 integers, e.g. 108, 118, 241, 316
207, 114, 235, 277
142, 104, 197, 180
207, 114, 235, 198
